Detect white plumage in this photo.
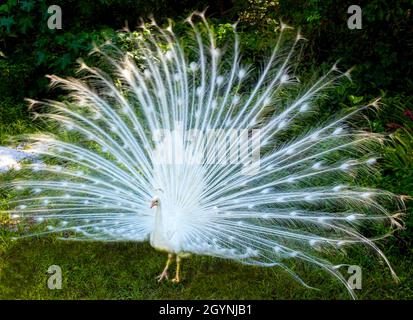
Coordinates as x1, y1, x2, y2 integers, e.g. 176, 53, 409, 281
2, 12, 403, 297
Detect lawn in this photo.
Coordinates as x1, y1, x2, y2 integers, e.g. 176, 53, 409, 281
1, 231, 412, 299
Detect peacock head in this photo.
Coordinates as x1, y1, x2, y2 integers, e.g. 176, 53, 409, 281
150, 196, 160, 209
150, 188, 164, 209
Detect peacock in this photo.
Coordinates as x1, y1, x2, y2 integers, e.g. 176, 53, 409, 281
1, 12, 404, 298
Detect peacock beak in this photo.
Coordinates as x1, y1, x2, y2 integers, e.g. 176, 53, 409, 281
150, 200, 158, 208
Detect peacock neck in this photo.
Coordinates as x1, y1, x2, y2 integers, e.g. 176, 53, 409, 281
154, 205, 164, 231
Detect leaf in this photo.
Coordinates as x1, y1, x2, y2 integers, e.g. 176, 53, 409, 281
20, 0, 35, 12
0, 4, 9, 13
55, 53, 72, 71
68, 39, 82, 52
19, 16, 34, 34
348, 95, 363, 105
56, 34, 73, 46
35, 51, 47, 66
0, 16, 15, 33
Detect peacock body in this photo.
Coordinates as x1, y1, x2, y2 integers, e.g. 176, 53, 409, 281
2, 12, 404, 297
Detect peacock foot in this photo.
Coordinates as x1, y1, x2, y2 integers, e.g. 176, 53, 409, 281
171, 275, 180, 283
156, 270, 169, 282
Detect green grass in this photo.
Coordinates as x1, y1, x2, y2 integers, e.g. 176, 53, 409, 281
0, 233, 412, 299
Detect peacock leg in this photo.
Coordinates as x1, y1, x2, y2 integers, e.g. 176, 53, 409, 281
171, 255, 181, 283
157, 253, 173, 282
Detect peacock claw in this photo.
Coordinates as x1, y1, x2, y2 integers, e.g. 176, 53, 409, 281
171, 276, 180, 284
156, 271, 169, 282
